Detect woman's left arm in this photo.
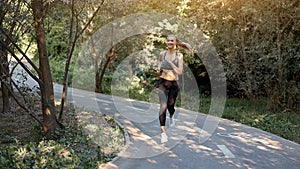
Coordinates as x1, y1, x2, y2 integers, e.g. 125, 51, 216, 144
167, 53, 183, 75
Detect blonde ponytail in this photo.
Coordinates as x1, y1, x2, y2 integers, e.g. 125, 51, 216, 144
177, 40, 193, 54
167, 34, 193, 54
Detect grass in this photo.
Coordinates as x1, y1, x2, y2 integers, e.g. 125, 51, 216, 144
200, 97, 300, 144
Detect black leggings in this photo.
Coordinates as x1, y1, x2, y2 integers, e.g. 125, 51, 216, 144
158, 78, 179, 126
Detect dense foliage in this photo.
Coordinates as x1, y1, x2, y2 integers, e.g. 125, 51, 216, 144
41, 0, 299, 113
190, 0, 300, 112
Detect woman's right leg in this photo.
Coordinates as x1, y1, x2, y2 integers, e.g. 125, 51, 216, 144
158, 79, 169, 143
158, 79, 168, 132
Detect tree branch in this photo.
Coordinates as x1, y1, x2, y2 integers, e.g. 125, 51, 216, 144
0, 28, 41, 76
0, 39, 41, 85
0, 64, 43, 125
58, 0, 105, 120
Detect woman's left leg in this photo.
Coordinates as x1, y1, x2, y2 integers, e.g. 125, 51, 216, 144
167, 81, 179, 118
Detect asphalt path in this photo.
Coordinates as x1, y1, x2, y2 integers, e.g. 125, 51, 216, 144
53, 84, 300, 169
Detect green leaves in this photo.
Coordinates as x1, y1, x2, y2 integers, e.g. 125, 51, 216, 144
0, 140, 78, 169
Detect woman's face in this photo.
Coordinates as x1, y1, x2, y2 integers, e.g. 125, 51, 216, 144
166, 36, 176, 49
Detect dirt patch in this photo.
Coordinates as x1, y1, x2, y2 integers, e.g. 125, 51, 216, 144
0, 104, 42, 145
0, 90, 43, 145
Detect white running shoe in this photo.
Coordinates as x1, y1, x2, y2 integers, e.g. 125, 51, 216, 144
169, 117, 175, 127
161, 132, 168, 143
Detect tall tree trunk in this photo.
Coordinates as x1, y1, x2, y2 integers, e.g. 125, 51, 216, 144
58, 0, 104, 119
97, 48, 114, 93
0, 0, 10, 113
0, 50, 10, 113
91, 37, 102, 93
31, 0, 60, 139
58, 0, 75, 121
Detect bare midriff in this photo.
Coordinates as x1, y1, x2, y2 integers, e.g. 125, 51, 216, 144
160, 69, 178, 81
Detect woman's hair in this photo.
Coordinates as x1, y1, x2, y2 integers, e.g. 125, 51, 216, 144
167, 34, 193, 54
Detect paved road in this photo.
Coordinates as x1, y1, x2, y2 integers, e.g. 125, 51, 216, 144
53, 84, 300, 169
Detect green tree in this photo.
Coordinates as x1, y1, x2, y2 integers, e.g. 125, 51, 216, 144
57, 0, 105, 119
31, 0, 62, 139
0, 0, 25, 113
0, 0, 44, 124
185, 0, 299, 112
